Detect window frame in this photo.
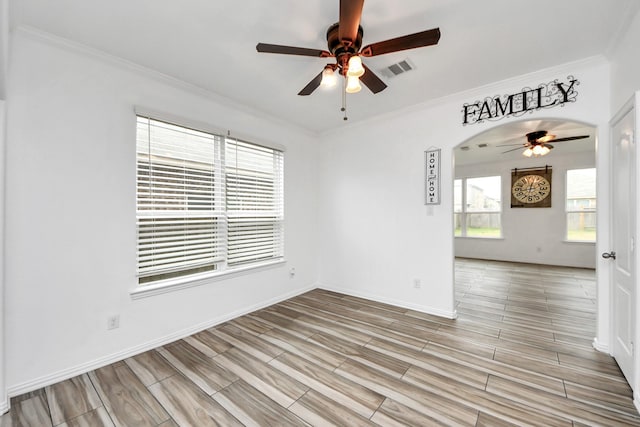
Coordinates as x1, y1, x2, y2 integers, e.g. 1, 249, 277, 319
133, 113, 285, 297
454, 175, 503, 239
565, 167, 596, 243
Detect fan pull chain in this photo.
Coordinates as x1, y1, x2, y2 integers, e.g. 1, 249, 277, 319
341, 78, 348, 121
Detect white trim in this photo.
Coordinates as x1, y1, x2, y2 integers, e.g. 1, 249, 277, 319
0, 398, 8, 416
455, 236, 504, 241
592, 337, 610, 354
13, 25, 316, 142
318, 283, 458, 319
320, 55, 609, 138
7, 283, 315, 397
131, 259, 286, 299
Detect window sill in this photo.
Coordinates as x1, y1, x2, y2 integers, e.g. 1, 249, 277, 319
455, 236, 504, 240
563, 240, 596, 245
130, 259, 286, 300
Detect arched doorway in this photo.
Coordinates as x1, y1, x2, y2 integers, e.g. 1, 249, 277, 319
453, 118, 597, 267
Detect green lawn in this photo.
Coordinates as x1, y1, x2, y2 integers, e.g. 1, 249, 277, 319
455, 227, 501, 238
567, 229, 596, 242
455, 227, 595, 241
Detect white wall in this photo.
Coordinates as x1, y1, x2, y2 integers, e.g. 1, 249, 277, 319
4, 31, 319, 393
0, 0, 8, 413
455, 150, 596, 268
0, 0, 7, 98
0, 99, 6, 414
610, 3, 640, 114
608, 4, 640, 410
318, 57, 611, 323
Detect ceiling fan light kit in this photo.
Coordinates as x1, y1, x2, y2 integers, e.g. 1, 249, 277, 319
255, 0, 440, 118
346, 55, 365, 77
345, 75, 362, 93
321, 65, 338, 88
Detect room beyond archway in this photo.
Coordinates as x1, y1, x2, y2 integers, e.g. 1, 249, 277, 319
452, 118, 598, 337
453, 118, 597, 268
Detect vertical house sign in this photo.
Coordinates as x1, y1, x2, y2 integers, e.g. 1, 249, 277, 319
425, 148, 441, 205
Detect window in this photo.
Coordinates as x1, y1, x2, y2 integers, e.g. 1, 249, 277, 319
454, 176, 501, 238
136, 116, 284, 285
566, 168, 596, 242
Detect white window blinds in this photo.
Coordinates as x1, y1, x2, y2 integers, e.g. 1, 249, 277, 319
136, 116, 284, 284
225, 138, 284, 266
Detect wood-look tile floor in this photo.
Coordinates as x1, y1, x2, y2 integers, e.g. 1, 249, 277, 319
3, 258, 640, 426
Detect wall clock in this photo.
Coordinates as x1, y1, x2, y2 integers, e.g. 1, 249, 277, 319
510, 166, 552, 208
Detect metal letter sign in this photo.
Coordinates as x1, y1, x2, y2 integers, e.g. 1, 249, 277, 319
425, 149, 441, 205
461, 75, 580, 125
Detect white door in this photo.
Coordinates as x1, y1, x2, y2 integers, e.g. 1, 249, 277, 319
608, 99, 636, 386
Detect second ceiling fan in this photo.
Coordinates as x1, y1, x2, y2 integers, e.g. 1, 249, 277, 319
256, 0, 441, 96
500, 130, 590, 157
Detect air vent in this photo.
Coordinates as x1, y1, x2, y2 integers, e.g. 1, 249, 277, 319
379, 59, 415, 78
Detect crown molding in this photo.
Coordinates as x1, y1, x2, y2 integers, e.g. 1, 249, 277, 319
320, 55, 609, 139
12, 25, 318, 139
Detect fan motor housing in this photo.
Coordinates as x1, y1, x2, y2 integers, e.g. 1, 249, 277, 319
526, 130, 548, 143
327, 23, 363, 74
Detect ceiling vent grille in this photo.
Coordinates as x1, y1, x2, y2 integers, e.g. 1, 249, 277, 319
380, 59, 415, 78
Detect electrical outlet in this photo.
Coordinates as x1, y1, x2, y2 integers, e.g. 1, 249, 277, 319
289, 267, 296, 278
107, 315, 120, 330
413, 279, 421, 289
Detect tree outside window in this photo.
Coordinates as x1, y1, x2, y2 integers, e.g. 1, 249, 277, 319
566, 168, 596, 242
454, 176, 502, 238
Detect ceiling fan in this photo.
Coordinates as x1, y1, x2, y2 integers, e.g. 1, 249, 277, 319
255, 0, 441, 96
500, 130, 589, 157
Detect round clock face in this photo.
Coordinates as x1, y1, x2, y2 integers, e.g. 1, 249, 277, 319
512, 174, 551, 204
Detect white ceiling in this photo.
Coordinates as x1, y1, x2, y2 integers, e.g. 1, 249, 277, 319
8, 0, 637, 135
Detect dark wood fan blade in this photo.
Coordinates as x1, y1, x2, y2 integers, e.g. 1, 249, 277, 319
256, 43, 332, 57
360, 28, 441, 57
298, 71, 324, 96
360, 63, 387, 94
339, 0, 364, 44
549, 135, 589, 143
502, 146, 526, 154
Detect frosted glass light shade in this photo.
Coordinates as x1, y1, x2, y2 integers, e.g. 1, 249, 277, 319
321, 66, 337, 88
345, 75, 362, 93
347, 56, 365, 77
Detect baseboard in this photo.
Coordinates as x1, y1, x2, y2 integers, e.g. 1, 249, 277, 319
0, 396, 9, 415
592, 337, 610, 354
635, 393, 640, 415
318, 283, 457, 319
7, 284, 316, 398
